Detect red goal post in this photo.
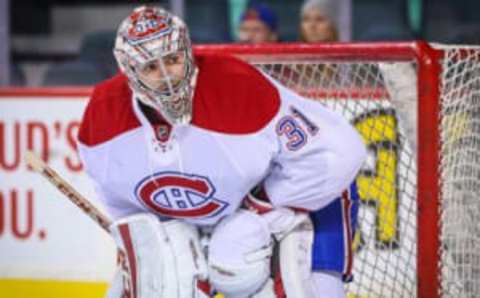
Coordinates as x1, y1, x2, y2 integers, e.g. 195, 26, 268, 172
193, 41, 480, 298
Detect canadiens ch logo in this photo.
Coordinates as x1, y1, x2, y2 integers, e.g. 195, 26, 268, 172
127, 8, 172, 45
134, 172, 228, 218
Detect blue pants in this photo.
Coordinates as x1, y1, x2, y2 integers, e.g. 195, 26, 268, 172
309, 182, 359, 282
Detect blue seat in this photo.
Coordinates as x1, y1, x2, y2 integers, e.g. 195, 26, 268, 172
79, 30, 117, 77
43, 30, 117, 86
43, 60, 105, 86
10, 63, 26, 86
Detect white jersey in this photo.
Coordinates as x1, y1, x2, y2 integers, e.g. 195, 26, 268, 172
77, 55, 366, 226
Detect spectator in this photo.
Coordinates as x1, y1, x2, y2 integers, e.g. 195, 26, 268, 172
299, 0, 338, 43
237, 3, 278, 44
288, 0, 346, 92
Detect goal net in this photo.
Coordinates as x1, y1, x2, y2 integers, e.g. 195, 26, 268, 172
196, 42, 480, 298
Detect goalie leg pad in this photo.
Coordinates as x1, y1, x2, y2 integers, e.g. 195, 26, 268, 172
110, 214, 209, 298
277, 216, 345, 298
307, 271, 345, 298
277, 216, 314, 298
208, 210, 273, 298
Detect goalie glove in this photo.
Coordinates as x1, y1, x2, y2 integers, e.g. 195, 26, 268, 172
209, 194, 313, 298
242, 190, 314, 298
243, 192, 309, 241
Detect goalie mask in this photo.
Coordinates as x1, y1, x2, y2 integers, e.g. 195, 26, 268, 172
114, 6, 198, 125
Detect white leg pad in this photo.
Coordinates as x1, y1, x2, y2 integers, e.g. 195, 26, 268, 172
110, 213, 209, 298
307, 271, 345, 298
279, 219, 345, 298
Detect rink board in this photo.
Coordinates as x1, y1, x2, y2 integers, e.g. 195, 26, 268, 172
0, 91, 114, 297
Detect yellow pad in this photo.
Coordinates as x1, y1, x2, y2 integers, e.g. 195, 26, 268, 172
0, 279, 227, 298
0, 279, 108, 298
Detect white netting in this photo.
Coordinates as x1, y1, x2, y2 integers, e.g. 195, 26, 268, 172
438, 46, 480, 298
228, 43, 480, 298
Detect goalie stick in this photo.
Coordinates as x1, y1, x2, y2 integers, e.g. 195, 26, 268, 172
24, 150, 112, 232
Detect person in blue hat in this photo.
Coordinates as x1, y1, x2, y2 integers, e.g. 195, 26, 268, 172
238, 3, 278, 44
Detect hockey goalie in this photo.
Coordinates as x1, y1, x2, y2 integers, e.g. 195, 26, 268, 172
77, 5, 367, 298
